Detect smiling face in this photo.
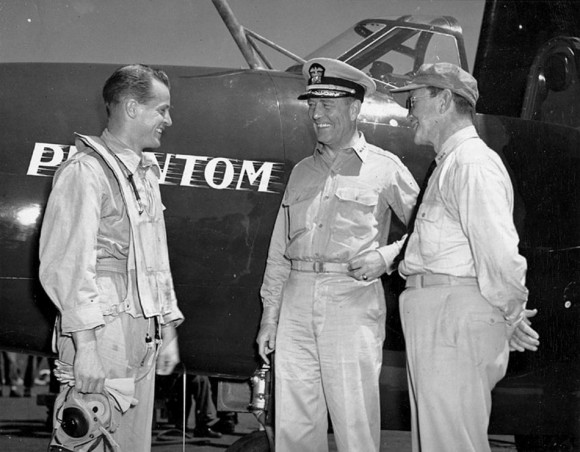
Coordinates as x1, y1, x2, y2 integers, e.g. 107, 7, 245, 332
133, 78, 172, 151
307, 97, 359, 151
406, 87, 440, 147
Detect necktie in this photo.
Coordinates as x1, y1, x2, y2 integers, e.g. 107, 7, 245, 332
394, 158, 437, 265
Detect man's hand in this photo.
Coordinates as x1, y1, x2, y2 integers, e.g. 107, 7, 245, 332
72, 329, 106, 394
347, 250, 387, 282
156, 325, 180, 376
508, 309, 540, 352
257, 324, 277, 365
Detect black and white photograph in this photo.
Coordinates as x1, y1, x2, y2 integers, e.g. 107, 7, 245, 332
0, 0, 578, 451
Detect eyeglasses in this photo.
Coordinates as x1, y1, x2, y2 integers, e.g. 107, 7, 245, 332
406, 95, 432, 112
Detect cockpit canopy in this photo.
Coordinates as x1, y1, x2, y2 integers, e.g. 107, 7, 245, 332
300, 16, 468, 93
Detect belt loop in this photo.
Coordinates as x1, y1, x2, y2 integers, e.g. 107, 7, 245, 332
314, 261, 323, 273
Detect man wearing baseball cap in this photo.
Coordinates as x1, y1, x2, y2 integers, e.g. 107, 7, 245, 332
392, 62, 540, 451
257, 58, 419, 451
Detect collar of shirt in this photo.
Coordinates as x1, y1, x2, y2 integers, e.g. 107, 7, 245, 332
100, 128, 161, 178
314, 132, 369, 165
435, 125, 478, 166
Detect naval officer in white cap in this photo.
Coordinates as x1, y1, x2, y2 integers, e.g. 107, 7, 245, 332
257, 58, 419, 451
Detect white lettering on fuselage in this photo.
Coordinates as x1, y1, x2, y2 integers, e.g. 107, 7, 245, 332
27, 143, 285, 194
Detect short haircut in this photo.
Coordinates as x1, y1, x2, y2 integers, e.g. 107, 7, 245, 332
451, 93, 474, 116
102, 64, 170, 117
427, 86, 474, 116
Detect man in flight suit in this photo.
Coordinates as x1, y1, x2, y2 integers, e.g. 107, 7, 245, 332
40, 64, 184, 451
256, 58, 419, 452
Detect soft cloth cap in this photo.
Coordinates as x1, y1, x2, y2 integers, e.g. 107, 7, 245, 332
390, 62, 478, 107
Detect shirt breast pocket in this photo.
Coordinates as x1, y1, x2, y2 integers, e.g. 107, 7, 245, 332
283, 187, 320, 240
334, 187, 379, 238
415, 201, 444, 259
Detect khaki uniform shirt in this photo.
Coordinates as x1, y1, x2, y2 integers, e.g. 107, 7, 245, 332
260, 133, 418, 325
399, 126, 528, 312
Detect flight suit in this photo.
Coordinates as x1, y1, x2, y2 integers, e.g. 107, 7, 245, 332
40, 130, 183, 451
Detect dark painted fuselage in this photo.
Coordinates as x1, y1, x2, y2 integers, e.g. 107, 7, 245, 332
0, 62, 418, 377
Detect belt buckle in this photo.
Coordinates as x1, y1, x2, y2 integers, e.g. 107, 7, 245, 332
314, 261, 324, 273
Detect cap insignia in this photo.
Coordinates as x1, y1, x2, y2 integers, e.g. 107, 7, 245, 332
309, 63, 325, 84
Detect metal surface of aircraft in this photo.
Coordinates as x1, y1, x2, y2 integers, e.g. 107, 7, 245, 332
1, 0, 579, 450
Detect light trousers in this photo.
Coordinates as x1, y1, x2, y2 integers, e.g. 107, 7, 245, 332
400, 284, 510, 452
53, 267, 159, 452
275, 271, 386, 452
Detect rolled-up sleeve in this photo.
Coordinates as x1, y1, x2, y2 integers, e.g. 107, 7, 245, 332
39, 160, 105, 333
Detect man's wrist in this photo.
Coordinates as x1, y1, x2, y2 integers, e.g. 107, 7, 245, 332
72, 328, 98, 349
260, 320, 278, 329
260, 306, 279, 328
504, 310, 524, 327
161, 324, 177, 341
